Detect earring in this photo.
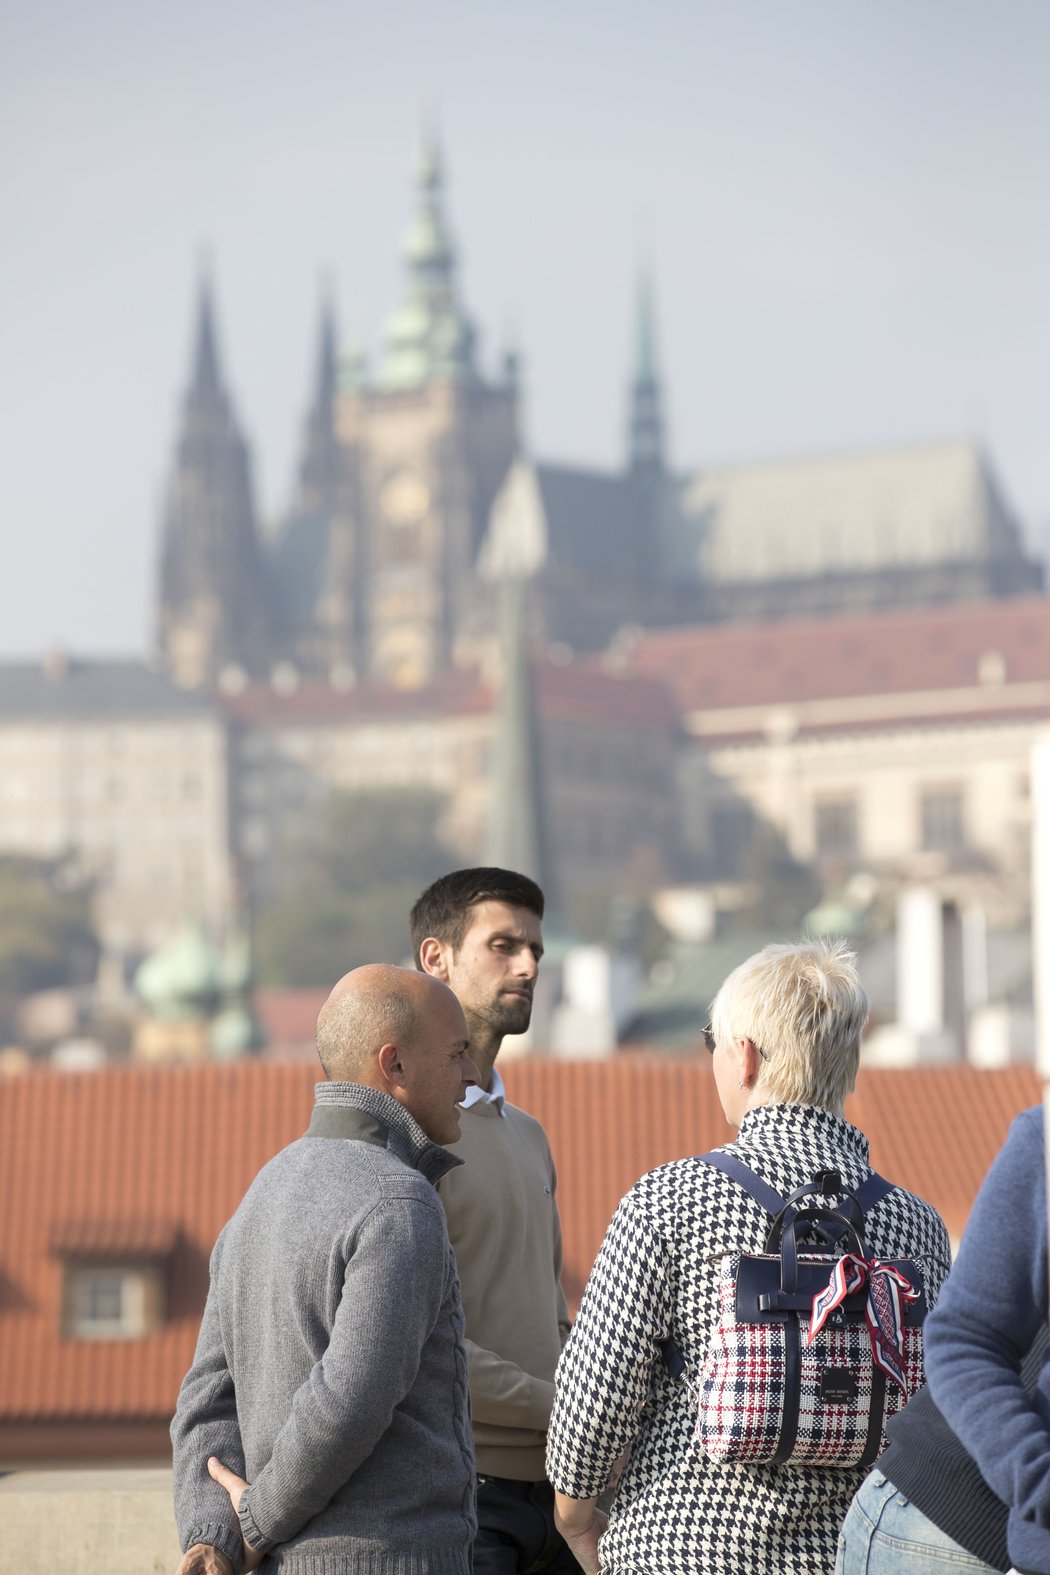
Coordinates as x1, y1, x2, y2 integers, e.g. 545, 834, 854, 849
738, 1078, 748, 1090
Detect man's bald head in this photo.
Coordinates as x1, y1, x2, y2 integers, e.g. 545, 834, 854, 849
316, 964, 477, 1143
316, 963, 447, 1081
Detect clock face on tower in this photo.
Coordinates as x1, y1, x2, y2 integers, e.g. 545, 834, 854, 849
379, 470, 431, 527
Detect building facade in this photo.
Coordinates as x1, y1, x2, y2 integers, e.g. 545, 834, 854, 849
0, 660, 232, 955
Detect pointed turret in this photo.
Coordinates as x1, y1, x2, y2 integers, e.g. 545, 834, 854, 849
295, 286, 341, 515
380, 132, 478, 390
485, 574, 554, 912
190, 274, 222, 401
627, 268, 665, 475
158, 270, 270, 688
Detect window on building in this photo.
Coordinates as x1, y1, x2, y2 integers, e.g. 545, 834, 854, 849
64, 1264, 159, 1341
920, 786, 966, 853
813, 796, 859, 861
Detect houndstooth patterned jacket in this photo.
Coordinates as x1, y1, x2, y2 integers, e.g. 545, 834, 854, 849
546, 1103, 952, 1575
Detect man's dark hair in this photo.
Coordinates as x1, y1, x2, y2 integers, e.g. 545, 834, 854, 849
409, 867, 545, 967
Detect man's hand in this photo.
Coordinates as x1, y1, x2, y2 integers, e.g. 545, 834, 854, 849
207, 1456, 264, 1573
174, 1546, 234, 1575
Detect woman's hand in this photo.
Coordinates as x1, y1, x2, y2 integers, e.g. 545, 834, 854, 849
554, 1491, 609, 1575
207, 1456, 264, 1573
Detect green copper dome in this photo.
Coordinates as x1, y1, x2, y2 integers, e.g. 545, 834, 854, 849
404, 211, 452, 270
134, 920, 223, 1022
209, 1003, 261, 1060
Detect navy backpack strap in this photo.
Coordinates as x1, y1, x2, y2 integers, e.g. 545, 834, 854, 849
852, 1172, 896, 1213
660, 1152, 787, 1381
696, 1150, 786, 1217
700, 1152, 897, 1220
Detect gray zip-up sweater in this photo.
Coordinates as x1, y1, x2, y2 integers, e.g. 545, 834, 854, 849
171, 1083, 476, 1575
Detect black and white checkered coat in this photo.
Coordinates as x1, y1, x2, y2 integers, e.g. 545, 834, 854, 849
546, 1103, 952, 1575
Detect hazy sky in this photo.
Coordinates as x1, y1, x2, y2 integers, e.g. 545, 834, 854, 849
3, 0, 1049, 658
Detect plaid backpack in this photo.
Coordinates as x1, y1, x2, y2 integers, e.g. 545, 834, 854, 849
663, 1152, 928, 1469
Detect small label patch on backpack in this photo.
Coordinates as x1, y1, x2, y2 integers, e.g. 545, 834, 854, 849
819, 1369, 858, 1405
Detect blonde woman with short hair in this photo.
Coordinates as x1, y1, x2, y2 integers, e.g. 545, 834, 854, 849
547, 939, 951, 1575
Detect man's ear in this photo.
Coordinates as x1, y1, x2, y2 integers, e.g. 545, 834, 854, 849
377, 1042, 406, 1094
418, 936, 450, 981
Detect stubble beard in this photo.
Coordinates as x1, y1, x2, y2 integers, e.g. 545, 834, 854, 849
469, 991, 533, 1045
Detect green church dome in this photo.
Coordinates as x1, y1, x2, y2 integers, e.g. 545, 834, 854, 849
134, 920, 223, 1022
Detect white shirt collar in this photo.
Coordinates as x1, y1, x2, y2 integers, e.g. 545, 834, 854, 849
461, 1063, 506, 1115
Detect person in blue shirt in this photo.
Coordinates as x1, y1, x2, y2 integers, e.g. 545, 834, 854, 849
923, 1105, 1050, 1575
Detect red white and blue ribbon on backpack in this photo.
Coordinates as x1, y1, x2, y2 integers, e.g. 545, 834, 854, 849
808, 1255, 920, 1394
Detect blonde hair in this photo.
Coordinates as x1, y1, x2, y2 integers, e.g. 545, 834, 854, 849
710, 939, 867, 1110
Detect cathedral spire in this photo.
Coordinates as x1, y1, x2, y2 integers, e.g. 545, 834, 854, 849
408, 131, 456, 306
295, 284, 340, 513
158, 272, 270, 688
190, 269, 223, 402
314, 283, 337, 416
627, 267, 665, 475
380, 130, 478, 390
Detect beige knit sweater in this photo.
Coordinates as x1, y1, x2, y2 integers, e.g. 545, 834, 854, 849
437, 1097, 571, 1479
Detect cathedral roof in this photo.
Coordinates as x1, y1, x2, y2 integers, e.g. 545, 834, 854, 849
667, 437, 1025, 582
481, 458, 644, 580
482, 438, 1033, 598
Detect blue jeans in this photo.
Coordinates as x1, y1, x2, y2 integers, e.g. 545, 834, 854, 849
835, 1470, 1003, 1574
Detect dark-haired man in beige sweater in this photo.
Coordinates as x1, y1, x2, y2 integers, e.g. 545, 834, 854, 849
412, 868, 577, 1575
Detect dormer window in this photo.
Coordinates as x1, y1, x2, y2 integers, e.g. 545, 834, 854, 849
67, 1264, 156, 1340
51, 1220, 176, 1342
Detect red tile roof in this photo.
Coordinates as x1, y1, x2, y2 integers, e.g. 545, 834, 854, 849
218, 663, 678, 732
254, 989, 329, 1052
48, 1219, 179, 1258
614, 596, 1050, 713
220, 670, 489, 725
0, 1059, 1038, 1433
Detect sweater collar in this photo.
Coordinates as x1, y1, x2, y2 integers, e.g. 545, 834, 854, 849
736, 1100, 871, 1166
308, 1082, 463, 1185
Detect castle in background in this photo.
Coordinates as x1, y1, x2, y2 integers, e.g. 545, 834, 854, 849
3, 134, 1049, 1071
157, 136, 1043, 694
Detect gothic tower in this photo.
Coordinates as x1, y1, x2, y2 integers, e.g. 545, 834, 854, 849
326, 134, 521, 687
625, 266, 670, 594
627, 267, 665, 477
158, 276, 270, 688
295, 286, 341, 518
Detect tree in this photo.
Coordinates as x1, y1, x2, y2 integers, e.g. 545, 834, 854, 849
253, 789, 459, 988
0, 855, 99, 998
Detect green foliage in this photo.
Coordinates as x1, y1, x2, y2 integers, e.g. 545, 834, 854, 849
730, 825, 822, 937
0, 855, 99, 996
253, 789, 458, 988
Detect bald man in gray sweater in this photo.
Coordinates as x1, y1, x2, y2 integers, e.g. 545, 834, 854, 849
171, 965, 479, 1575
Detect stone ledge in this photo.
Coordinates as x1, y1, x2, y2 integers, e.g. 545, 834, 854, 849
0, 1468, 180, 1575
